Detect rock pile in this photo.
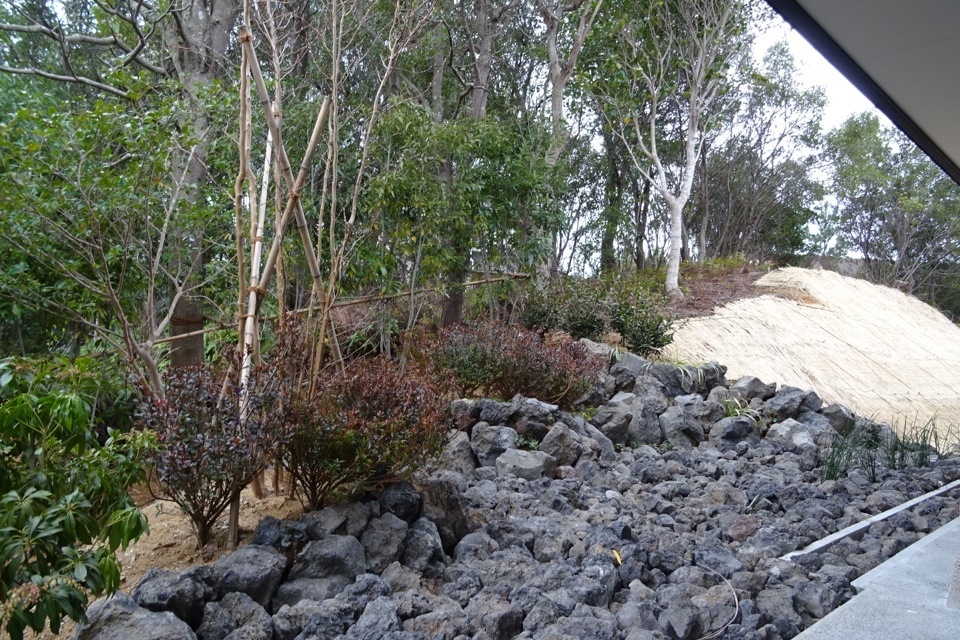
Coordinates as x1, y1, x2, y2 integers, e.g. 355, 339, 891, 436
74, 346, 960, 640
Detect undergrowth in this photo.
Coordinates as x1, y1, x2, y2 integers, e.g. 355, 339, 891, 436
427, 321, 605, 408
519, 273, 674, 356
821, 416, 951, 482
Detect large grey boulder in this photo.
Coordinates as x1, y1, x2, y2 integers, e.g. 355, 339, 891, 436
582, 421, 618, 461
464, 590, 524, 640
215, 545, 288, 609
765, 385, 823, 420
709, 416, 759, 451
196, 592, 271, 640
438, 430, 478, 480
513, 397, 559, 442
377, 482, 422, 524
271, 577, 352, 614
360, 512, 409, 574
472, 398, 518, 426
251, 516, 310, 556
288, 536, 366, 582
470, 422, 518, 467
609, 351, 649, 391
71, 593, 197, 640
590, 404, 633, 445
496, 448, 557, 480
302, 502, 378, 539
766, 417, 832, 450
731, 376, 777, 401
629, 403, 664, 446
675, 394, 725, 427
402, 517, 445, 575
820, 403, 856, 435
132, 566, 214, 628
288, 599, 355, 640
539, 423, 585, 467
659, 406, 704, 449
344, 596, 402, 640
418, 470, 472, 553
272, 600, 349, 640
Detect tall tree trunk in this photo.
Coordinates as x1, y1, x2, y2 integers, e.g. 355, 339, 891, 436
697, 143, 710, 263
600, 132, 622, 274
442, 0, 499, 326
634, 175, 651, 271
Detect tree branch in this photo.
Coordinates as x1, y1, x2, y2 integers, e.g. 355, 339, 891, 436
0, 64, 130, 99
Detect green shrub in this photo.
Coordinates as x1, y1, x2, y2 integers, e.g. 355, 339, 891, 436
137, 363, 282, 548
280, 357, 447, 511
430, 321, 605, 408
519, 275, 673, 356
0, 358, 153, 640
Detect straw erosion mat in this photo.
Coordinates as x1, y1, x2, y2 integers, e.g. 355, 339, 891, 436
665, 266, 960, 440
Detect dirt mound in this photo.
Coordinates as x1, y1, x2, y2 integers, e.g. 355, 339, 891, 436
665, 266, 960, 436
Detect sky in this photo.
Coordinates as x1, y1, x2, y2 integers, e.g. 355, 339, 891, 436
761, 19, 886, 133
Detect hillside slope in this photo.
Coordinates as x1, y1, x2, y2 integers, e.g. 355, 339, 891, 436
665, 266, 960, 434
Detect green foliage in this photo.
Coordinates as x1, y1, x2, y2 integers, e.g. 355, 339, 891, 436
429, 321, 606, 408
825, 113, 960, 301
357, 101, 556, 295
520, 274, 674, 356
0, 358, 153, 640
722, 398, 760, 421
278, 356, 448, 511
821, 418, 943, 482
137, 362, 282, 548
515, 435, 540, 451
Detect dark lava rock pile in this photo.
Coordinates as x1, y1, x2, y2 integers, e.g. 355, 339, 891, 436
73, 345, 960, 640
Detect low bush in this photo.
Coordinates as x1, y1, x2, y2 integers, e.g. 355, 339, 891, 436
137, 363, 282, 548
0, 357, 153, 640
519, 274, 673, 356
280, 357, 447, 511
429, 321, 605, 408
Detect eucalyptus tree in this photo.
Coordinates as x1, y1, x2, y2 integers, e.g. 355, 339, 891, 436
692, 41, 825, 261
826, 113, 960, 298
583, 0, 750, 296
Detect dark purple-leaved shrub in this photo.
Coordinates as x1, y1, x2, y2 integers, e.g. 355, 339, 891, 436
429, 321, 605, 408
138, 364, 282, 547
281, 357, 447, 511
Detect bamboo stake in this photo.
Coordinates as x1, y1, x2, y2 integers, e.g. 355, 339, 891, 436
240, 28, 328, 308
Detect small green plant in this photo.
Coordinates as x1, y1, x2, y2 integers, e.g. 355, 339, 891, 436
821, 417, 943, 482
429, 321, 606, 409
516, 435, 540, 451
722, 398, 760, 422
0, 358, 153, 640
579, 406, 601, 422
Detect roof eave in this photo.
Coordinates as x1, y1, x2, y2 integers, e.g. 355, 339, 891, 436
764, 0, 960, 184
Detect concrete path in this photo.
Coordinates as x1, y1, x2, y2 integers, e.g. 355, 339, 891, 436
794, 516, 960, 640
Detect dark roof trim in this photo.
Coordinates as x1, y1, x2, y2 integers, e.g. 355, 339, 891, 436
764, 0, 960, 184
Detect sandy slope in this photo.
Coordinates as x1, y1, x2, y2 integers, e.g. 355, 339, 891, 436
665, 266, 960, 438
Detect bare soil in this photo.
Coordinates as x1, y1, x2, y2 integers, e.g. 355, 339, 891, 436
664, 262, 771, 320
